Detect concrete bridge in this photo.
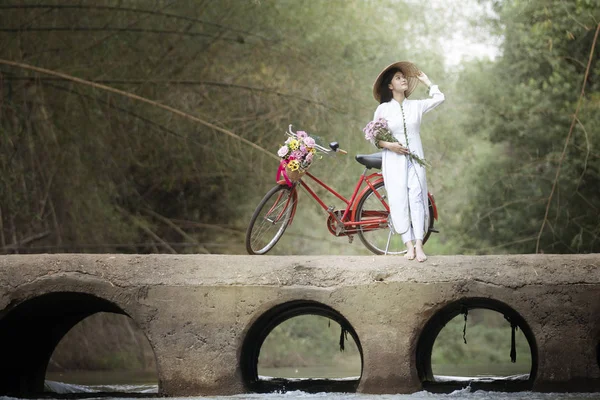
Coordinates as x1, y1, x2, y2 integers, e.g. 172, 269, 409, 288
1, 253, 600, 396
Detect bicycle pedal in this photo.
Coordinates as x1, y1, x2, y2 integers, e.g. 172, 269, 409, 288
347, 235, 354, 244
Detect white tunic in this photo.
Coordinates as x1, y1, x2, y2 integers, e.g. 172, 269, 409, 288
373, 85, 445, 235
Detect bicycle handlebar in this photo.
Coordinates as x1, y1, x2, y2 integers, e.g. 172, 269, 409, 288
287, 124, 347, 156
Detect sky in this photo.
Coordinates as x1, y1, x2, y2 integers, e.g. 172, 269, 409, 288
442, 31, 501, 66
426, 0, 502, 66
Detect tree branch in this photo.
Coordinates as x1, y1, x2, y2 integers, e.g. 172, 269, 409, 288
536, 22, 600, 253
0, 4, 272, 42
0, 74, 342, 112
2, 231, 50, 252
0, 59, 278, 160
0, 27, 244, 42
118, 207, 177, 254
143, 208, 210, 254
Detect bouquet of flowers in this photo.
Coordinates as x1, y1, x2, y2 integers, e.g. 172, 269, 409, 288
276, 130, 316, 185
363, 117, 430, 168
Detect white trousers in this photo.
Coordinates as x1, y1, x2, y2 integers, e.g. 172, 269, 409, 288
401, 164, 425, 244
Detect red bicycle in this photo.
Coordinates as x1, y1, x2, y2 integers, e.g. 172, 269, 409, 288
245, 126, 438, 255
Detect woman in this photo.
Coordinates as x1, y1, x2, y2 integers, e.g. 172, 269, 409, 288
371, 61, 444, 261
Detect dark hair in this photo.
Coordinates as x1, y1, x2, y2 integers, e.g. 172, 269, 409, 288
378, 67, 402, 103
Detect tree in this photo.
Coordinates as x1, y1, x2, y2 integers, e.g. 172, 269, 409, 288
1, 0, 446, 254
455, 0, 600, 253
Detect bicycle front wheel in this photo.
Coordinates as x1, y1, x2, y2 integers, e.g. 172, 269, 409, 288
245, 184, 297, 255
355, 181, 434, 255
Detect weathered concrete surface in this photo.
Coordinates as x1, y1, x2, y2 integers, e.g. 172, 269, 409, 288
1, 254, 600, 396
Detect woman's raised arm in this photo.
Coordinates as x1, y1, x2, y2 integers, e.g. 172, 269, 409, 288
417, 71, 445, 114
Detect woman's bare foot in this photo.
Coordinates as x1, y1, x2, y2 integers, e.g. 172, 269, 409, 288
404, 242, 415, 260
415, 240, 427, 262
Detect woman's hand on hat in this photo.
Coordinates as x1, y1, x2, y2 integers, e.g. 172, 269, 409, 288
381, 141, 410, 155
417, 72, 432, 88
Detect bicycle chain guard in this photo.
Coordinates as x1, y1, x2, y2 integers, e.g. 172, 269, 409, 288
326, 210, 360, 237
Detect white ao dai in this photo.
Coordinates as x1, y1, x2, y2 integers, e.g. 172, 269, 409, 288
372, 85, 445, 237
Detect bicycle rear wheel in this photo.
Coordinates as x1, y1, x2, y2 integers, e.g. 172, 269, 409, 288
355, 181, 435, 255
245, 184, 297, 255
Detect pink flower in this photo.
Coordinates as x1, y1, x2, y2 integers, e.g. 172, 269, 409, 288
303, 136, 315, 147
278, 145, 289, 157
363, 118, 389, 141
297, 130, 308, 139
291, 150, 303, 159
364, 130, 376, 141
305, 152, 314, 163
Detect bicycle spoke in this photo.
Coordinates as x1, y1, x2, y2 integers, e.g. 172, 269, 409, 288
246, 185, 296, 255
356, 181, 406, 255
356, 181, 435, 255
252, 200, 290, 247
384, 229, 393, 255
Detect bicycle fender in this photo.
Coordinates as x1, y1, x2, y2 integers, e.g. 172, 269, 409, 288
428, 192, 438, 221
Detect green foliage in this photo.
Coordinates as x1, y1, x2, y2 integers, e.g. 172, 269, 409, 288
260, 311, 532, 378
452, 0, 600, 253
258, 315, 360, 372
4, 0, 595, 255
97, 351, 145, 371
49, 312, 156, 372
0, 0, 453, 255
432, 309, 531, 375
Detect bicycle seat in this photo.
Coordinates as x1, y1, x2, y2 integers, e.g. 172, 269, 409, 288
355, 152, 382, 169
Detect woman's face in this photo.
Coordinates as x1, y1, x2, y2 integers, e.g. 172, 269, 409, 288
388, 71, 408, 94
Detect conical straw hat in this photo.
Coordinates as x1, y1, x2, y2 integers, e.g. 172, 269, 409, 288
372, 61, 421, 102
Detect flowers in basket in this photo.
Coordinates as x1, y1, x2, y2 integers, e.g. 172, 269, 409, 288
276, 130, 316, 186
363, 117, 430, 168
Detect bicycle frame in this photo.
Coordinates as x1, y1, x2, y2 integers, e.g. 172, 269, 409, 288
280, 168, 388, 236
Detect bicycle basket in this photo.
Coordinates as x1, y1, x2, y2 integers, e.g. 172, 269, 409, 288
286, 165, 307, 182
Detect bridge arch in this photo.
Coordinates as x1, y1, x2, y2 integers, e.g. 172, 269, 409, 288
0, 291, 158, 396
415, 297, 538, 391
597, 342, 600, 371
240, 299, 363, 393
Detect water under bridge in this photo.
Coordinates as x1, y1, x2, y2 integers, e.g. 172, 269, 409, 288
1, 253, 599, 396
